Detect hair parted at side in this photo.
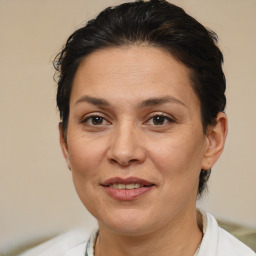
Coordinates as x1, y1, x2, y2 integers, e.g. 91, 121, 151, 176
54, 0, 226, 197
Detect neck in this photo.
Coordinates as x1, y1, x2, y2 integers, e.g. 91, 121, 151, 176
95, 210, 203, 256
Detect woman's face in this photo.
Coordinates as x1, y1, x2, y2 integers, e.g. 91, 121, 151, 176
61, 46, 212, 235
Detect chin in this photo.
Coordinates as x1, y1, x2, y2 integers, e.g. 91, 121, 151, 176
98, 208, 157, 236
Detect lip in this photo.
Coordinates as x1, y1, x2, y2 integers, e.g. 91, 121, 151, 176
101, 176, 155, 201
101, 176, 154, 186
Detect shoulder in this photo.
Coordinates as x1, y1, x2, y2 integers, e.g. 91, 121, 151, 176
18, 229, 92, 256
198, 211, 255, 256
218, 227, 255, 256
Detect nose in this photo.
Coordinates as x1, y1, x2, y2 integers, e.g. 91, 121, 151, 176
107, 122, 146, 167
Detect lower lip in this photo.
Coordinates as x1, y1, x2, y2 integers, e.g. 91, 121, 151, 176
103, 186, 154, 201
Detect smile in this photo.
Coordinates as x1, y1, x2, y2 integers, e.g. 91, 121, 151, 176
101, 177, 155, 200
109, 183, 150, 189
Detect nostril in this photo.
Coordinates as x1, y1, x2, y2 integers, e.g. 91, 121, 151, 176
109, 158, 137, 167
109, 158, 119, 165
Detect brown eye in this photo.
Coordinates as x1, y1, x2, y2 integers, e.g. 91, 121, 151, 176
152, 115, 166, 125
83, 115, 109, 126
91, 116, 104, 125
145, 114, 174, 126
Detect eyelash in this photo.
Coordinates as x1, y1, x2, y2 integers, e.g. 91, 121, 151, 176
145, 114, 174, 126
81, 115, 110, 126
81, 113, 174, 127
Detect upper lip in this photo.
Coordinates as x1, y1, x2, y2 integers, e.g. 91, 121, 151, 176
101, 177, 154, 186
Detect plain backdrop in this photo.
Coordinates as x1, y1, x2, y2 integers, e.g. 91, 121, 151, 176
1, 0, 256, 254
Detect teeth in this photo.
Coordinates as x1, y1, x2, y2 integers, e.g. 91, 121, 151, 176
109, 183, 142, 190
118, 184, 125, 189
125, 184, 136, 189
134, 183, 140, 189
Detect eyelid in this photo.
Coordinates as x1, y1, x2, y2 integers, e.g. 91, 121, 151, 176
79, 111, 175, 126
144, 112, 176, 124
80, 112, 111, 125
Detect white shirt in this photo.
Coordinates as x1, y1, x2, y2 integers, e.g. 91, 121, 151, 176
19, 212, 255, 256
198, 211, 255, 256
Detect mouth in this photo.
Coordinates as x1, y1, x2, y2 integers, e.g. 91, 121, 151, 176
101, 176, 155, 188
101, 177, 155, 200
108, 183, 152, 190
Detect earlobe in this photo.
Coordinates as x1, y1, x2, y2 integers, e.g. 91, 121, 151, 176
201, 112, 228, 170
59, 123, 71, 171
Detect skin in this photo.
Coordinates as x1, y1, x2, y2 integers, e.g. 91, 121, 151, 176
60, 46, 227, 256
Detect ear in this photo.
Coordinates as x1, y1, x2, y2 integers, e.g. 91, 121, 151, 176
59, 123, 71, 170
201, 112, 228, 170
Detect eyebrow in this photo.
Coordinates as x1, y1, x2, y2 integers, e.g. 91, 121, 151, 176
139, 96, 186, 108
74, 95, 185, 108
75, 95, 110, 106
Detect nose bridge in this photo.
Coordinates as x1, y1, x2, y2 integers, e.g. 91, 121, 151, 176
108, 118, 145, 166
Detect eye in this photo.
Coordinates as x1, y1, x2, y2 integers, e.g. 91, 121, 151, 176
146, 114, 173, 126
82, 115, 110, 126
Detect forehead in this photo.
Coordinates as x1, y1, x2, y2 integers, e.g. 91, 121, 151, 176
70, 46, 198, 107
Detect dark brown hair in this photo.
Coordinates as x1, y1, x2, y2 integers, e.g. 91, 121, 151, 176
54, 0, 226, 196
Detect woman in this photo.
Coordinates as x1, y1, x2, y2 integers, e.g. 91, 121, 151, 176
20, 0, 255, 255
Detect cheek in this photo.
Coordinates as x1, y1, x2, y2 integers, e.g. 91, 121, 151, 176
148, 135, 203, 208
68, 135, 108, 177
67, 135, 109, 212
147, 131, 205, 182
